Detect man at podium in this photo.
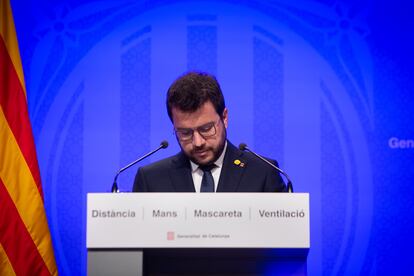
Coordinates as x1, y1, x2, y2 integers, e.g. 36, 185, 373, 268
133, 71, 286, 193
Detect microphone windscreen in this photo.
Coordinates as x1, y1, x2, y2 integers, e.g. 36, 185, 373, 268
160, 140, 169, 149
238, 143, 247, 151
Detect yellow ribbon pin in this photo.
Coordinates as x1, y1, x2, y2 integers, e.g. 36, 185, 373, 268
234, 159, 245, 167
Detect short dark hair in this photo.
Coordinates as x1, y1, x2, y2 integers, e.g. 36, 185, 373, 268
166, 71, 226, 121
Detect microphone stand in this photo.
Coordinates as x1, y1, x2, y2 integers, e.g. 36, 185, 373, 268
239, 143, 293, 193
111, 141, 168, 193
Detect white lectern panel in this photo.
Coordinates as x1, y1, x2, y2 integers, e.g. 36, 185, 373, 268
87, 193, 309, 249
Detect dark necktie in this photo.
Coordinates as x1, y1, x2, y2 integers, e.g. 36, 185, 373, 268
200, 164, 216, 192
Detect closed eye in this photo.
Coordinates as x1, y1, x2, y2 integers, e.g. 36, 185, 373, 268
198, 122, 215, 132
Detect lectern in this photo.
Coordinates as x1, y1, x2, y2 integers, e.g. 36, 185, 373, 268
87, 193, 309, 275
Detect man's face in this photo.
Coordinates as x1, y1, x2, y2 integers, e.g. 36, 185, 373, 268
172, 101, 228, 166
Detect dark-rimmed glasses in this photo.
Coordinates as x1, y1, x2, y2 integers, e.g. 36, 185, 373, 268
174, 120, 220, 142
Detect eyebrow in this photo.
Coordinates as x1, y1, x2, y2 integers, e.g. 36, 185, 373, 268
176, 121, 214, 130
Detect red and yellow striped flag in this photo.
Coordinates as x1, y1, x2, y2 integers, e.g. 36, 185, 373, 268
0, 1, 58, 275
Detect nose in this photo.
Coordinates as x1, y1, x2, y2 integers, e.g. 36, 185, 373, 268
192, 131, 206, 147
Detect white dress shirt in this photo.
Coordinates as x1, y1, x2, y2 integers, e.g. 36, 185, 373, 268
190, 142, 227, 192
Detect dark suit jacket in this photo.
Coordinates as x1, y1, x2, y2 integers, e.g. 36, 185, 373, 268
133, 141, 286, 192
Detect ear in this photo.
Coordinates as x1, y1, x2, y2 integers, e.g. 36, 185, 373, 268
222, 108, 228, 128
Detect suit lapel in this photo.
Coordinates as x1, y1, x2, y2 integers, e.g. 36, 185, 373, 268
169, 152, 195, 192
217, 142, 247, 192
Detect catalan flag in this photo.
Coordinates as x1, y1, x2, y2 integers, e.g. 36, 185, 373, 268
0, 1, 58, 275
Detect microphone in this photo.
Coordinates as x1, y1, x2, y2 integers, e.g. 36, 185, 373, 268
111, 140, 169, 192
239, 143, 293, 193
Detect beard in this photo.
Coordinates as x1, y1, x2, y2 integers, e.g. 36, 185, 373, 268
184, 128, 227, 166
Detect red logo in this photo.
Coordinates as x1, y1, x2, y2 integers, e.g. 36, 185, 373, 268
167, 231, 175, 240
